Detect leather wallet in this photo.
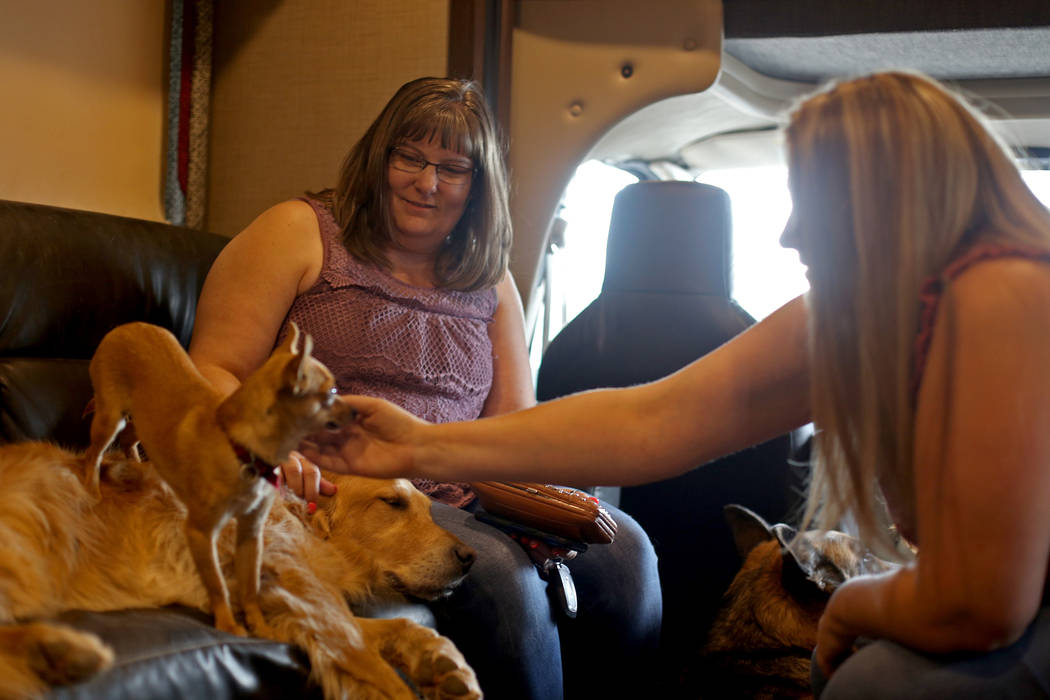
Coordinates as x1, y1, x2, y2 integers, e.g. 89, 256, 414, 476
471, 481, 618, 544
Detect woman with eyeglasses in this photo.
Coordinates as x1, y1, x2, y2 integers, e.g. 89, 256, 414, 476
306, 71, 1050, 698
189, 76, 661, 700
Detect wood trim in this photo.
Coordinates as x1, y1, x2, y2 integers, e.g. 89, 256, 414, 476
447, 0, 513, 134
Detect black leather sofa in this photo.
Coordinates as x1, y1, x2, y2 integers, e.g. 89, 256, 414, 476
0, 199, 331, 698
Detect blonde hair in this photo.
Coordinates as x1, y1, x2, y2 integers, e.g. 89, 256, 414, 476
328, 77, 511, 291
787, 71, 1050, 553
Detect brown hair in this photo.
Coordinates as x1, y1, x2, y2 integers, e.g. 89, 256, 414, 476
328, 77, 511, 291
787, 71, 1050, 553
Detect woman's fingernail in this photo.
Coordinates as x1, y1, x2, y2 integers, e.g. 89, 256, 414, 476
307, 501, 317, 514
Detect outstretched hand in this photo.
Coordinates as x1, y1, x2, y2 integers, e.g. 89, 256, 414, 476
299, 394, 429, 479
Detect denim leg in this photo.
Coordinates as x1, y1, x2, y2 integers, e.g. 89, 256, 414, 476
815, 607, 1050, 700
427, 502, 563, 700
559, 503, 663, 699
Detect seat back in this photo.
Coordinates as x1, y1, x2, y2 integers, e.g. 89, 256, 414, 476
536, 181, 806, 659
0, 199, 228, 447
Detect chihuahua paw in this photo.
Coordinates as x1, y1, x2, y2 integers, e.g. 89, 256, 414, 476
23, 622, 114, 686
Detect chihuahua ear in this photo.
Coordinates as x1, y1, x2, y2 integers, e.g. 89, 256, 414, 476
282, 331, 317, 396
277, 322, 302, 355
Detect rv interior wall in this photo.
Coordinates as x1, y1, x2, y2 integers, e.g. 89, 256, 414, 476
0, 1, 167, 221
507, 0, 723, 315
206, 0, 452, 236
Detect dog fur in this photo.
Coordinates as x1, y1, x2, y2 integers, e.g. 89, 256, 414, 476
0, 440, 480, 700
689, 505, 897, 700
82, 321, 355, 638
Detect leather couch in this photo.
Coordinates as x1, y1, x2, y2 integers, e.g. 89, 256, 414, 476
0, 199, 389, 698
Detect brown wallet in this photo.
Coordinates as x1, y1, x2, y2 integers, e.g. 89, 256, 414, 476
471, 481, 618, 544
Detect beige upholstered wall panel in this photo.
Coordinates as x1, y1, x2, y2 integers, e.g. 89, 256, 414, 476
0, 1, 166, 221
508, 0, 722, 311
207, 0, 450, 236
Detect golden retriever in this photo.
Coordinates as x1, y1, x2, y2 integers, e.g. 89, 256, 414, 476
0, 441, 480, 700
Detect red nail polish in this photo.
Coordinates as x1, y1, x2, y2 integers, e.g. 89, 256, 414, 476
307, 501, 317, 514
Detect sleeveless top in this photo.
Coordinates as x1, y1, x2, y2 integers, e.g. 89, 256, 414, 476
912, 242, 1050, 397
277, 197, 498, 508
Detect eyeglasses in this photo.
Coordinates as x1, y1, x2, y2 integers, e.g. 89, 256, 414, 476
388, 147, 475, 186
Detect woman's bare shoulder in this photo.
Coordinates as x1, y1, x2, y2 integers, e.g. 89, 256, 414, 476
957, 256, 1050, 348
240, 199, 319, 239
951, 256, 1050, 320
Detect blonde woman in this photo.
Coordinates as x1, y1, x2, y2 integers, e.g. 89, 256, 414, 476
306, 71, 1050, 697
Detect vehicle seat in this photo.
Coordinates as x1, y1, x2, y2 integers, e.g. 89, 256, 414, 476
535, 180, 808, 673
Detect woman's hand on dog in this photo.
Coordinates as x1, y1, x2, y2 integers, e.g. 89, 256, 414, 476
279, 450, 336, 504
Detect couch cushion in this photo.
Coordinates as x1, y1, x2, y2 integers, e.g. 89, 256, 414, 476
45, 607, 321, 700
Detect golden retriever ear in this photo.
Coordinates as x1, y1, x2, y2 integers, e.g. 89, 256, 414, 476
310, 508, 333, 541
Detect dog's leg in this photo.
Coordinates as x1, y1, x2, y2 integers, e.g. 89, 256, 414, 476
0, 622, 114, 699
356, 617, 481, 700
256, 559, 418, 700
81, 403, 126, 500
234, 493, 276, 637
184, 521, 247, 636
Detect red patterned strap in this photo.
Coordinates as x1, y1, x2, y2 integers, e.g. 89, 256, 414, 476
912, 243, 1050, 398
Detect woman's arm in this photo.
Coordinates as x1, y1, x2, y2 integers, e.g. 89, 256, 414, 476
189, 199, 323, 393
189, 199, 328, 500
479, 271, 536, 417
305, 294, 812, 487
817, 260, 1050, 675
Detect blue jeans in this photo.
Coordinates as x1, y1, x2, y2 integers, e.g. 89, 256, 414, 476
812, 608, 1050, 699
428, 500, 662, 700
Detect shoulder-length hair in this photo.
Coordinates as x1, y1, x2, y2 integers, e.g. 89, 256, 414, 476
787, 71, 1050, 554
329, 77, 511, 291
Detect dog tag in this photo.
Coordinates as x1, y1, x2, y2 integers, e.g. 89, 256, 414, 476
545, 560, 578, 618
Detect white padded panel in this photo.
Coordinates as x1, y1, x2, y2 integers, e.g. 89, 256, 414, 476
508, 0, 723, 313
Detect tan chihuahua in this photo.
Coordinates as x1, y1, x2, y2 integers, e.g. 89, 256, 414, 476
82, 321, 354, 637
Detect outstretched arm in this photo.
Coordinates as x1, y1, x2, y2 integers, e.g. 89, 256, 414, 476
305, 295, 812, 487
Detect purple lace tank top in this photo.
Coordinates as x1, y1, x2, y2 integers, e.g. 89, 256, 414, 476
277, 197, 497, 507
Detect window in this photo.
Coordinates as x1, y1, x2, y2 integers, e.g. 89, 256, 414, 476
531, 162, 1050, 375
528, 160, 637, 375
695, 166, 806, 320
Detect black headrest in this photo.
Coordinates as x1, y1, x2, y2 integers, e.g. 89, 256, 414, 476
602, 181, 732, 297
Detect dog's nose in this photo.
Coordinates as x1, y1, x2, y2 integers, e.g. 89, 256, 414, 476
454, 544, 477, 572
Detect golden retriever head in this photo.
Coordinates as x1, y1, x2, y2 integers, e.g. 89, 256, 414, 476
303, 474, 476, 604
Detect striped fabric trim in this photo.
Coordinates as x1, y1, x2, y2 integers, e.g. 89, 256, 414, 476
164, 0, 212, 229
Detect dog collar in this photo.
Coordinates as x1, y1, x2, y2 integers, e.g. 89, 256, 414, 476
231, 442, 279, 487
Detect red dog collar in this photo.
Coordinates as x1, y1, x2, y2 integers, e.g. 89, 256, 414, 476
231, 442, 279, 487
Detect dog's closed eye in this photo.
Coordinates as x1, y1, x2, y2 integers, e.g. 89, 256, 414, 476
379, 495, 407, 510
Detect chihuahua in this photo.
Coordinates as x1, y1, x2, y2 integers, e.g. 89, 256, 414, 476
82, 321, 354, 636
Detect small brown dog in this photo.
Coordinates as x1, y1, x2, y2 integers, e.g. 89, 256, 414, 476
0, 440, 479, 699
690, 504, 898, 700
82, 321, 354, 637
